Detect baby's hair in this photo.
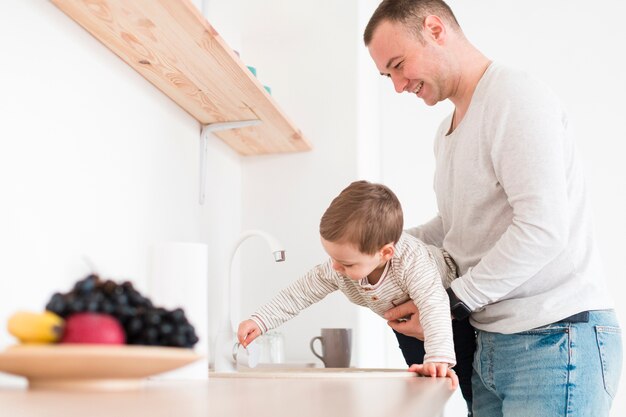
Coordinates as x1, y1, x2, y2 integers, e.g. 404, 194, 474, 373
320, 180, 403, 254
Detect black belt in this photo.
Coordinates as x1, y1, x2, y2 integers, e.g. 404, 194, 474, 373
556, 311, 589, 324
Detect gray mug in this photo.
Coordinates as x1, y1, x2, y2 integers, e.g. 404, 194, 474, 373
309, 328, 352, 368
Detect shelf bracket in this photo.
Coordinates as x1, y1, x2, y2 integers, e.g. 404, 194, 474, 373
199, 119, 262, 205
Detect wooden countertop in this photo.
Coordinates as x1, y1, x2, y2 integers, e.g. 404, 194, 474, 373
0, 373, 454, 417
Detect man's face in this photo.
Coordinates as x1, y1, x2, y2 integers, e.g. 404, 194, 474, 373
320, 238, 385, 281
368, 20, 448, 106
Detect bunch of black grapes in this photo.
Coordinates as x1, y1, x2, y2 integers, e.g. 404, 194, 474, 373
45, 274, 199, 348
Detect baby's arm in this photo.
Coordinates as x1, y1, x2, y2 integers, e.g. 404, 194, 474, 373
405, 245, 456, 366
238, 319, 261, 348
242, 261, 339, 336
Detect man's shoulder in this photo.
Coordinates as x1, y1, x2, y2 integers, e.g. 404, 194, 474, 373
483, 62, 557, 105
481, 63, 529, 96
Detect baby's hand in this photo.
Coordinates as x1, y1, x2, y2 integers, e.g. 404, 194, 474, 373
408, 362, 458, 389
237, 319, 262, 347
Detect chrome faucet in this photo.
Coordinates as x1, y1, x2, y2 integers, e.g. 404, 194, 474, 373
214, 230, 286, 372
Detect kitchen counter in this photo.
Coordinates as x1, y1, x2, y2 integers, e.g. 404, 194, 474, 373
0, 372, 454, 417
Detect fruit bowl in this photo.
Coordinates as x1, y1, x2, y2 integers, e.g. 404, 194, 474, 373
0, 344, 202, 391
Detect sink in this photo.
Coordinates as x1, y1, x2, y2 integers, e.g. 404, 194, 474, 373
211, 365, 415, 379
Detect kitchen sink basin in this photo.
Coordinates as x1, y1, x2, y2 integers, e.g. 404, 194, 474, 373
211, 366, 415, 379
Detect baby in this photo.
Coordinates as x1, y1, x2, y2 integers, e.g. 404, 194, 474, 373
238, 180, 458, 383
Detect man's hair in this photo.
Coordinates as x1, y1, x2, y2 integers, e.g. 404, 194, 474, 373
363, 0, 460, 45
320, 180, 403, 254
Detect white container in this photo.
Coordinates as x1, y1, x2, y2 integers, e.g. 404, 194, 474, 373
147, 242, 209, 379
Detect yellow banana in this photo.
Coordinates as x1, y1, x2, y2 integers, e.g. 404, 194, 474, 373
7, 311, 65, 344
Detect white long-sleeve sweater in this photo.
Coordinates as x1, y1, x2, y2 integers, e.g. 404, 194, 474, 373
250, 233, 457, 365
407, 62, 612, 334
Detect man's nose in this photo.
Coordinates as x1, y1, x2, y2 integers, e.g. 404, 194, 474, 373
331, 261, 343, 272
391, 73, 408, 93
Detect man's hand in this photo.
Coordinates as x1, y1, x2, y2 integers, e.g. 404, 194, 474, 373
408, 362, 459, 389
384, 300, 424, 340
237, 319, 262, 348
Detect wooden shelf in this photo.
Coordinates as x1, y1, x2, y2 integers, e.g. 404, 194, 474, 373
51, 0, 312, 156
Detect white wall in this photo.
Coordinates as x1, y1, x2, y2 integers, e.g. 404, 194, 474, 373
374, 1, 626, 415
210, 0, 399, 369
235, 0, 364, 365
0, 0, 243, 369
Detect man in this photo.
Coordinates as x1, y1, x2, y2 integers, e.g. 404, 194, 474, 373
363, 1, 622, 416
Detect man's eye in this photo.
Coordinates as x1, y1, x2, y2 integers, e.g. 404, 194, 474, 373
343, 264, 354, 268
393, 61, 403, 69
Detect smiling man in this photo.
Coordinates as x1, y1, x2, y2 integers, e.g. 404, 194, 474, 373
363, 1, 622, 417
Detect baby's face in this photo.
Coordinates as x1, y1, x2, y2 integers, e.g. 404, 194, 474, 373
320, 238, 386, 281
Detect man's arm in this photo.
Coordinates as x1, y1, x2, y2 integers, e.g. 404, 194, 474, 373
405, 215, 444, 247
453, 84, 570, 311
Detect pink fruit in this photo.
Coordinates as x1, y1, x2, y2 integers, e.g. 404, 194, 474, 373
61, 313, 126, 345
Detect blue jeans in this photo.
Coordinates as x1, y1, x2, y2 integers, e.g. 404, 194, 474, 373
472, 310, 623, 417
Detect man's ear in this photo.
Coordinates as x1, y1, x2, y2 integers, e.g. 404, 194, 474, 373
380, 243, 395, 261
423, 15, 447, 44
